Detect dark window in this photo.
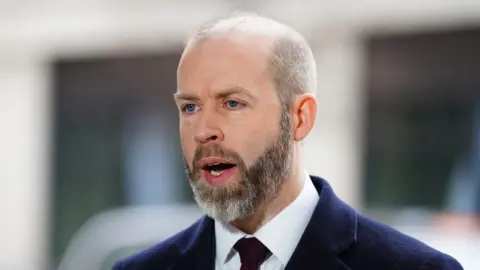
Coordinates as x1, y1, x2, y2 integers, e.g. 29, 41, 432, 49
363, 28, 480, 213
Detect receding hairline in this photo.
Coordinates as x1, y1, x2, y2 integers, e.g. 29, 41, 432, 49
184, 12, 301, 52
181, 12, 317, 101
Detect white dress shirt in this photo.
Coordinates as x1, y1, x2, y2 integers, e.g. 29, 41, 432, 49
214, 171, 319, 270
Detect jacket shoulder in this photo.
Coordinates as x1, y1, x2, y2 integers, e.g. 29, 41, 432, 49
342, 214, 463, 269
112, 218, 204, 270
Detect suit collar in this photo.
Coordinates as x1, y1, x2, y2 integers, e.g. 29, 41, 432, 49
171, 216, 216, 270
308, 175, 357, 255
285, 176, 357, 270
173, 175, 357, 270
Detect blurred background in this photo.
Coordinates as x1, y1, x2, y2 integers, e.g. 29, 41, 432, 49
0, 0, 479, 269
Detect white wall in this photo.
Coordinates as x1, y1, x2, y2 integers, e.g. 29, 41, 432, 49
1, 0, 479, 268
0, 54, 50, 270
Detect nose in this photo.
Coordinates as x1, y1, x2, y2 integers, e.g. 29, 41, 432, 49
193, 112, 224, 144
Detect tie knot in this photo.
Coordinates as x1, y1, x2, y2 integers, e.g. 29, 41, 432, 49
234, 237, 271, 265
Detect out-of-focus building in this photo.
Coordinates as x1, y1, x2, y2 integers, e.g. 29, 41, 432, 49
0, 0, 479, 269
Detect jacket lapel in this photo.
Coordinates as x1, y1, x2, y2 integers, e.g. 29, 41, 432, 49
285, 176, 357, 270
171, 216, 216, 270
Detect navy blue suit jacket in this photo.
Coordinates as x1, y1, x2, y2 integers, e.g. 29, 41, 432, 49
113, 176, 463, 270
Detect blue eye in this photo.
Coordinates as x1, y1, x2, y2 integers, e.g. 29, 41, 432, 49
183, 103, 197, 113
226, 100, 239, 108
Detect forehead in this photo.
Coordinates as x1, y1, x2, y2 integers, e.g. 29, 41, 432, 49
177, 33, 276, 97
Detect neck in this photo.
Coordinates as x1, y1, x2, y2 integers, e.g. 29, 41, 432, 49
231, 147, 305, 234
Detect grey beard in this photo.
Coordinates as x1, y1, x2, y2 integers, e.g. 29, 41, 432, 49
191, 186, 255, 222
184, 109, 292, 223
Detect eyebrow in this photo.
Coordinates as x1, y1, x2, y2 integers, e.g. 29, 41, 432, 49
173, 92, 199, 102
174, 86, 257, 102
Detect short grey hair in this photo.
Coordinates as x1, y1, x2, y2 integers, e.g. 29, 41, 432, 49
185, 12, 317, 106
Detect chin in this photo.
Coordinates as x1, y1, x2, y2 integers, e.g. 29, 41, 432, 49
193, 194, 253, 223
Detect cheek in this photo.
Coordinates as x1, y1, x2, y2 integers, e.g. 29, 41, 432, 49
227, 122, 277, 166
179, 122, 196, 160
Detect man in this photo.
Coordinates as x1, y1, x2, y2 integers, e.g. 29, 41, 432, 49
113, 12, 463, 270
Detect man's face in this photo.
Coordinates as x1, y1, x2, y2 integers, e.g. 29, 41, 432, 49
175, 34, 292, 222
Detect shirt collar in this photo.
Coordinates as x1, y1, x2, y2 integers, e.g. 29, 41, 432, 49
215, 219, 245, 265
214, 171, 319, 266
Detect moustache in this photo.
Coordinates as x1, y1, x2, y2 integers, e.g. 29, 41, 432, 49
192, 144, 243, 170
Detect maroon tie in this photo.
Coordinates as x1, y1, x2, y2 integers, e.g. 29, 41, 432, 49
234, 237, 271, 270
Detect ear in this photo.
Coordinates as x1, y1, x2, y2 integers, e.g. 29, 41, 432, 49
291, 93, 317, 141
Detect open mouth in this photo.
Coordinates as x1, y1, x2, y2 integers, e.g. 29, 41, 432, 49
202, 162, 236, 176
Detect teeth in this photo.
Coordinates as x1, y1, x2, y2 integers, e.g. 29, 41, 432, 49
210, 170, 224, 176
